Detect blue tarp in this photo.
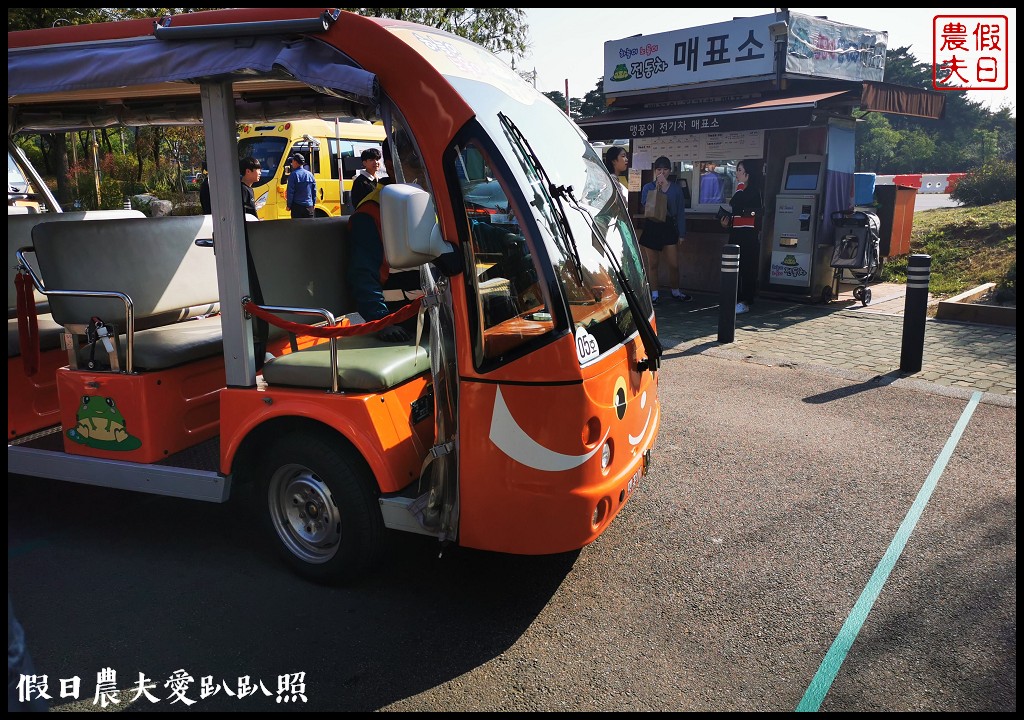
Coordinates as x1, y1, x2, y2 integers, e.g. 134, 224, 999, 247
9, 34, 376, 105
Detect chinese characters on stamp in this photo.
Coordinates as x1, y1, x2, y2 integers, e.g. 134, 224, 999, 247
933, 15, 1009, 91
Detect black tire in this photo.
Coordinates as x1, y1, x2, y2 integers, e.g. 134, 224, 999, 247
852, 286, 864, 302
820, 286, 833, 303
862, 288, 872, 306
259, 431, 383, 585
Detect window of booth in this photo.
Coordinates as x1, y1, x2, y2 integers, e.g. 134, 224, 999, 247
633, 130, 763, 213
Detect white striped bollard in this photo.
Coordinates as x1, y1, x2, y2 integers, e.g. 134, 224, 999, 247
900, 254, 931, 373
718, 243, 739, 344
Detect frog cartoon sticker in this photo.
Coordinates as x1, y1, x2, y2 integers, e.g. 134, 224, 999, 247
611, 63, 631, 82
66, 395, 142, 451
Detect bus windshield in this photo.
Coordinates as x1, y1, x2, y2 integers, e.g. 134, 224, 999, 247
236, 136, 288, 189
495, 103, 653, 358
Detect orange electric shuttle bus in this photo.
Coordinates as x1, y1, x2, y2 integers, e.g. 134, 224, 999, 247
8, 8, 662, 583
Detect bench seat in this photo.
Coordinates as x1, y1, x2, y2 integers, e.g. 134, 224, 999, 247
30, 215, 221, 372
73, 314, 225, 370
246, 217, 427, 392
8, 209, 148, 360
261, 334, 428, 391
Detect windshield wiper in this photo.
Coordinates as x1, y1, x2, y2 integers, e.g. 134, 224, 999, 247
496, 112, 661, 372
560, 192, 663, 372
498, 113, 584, 286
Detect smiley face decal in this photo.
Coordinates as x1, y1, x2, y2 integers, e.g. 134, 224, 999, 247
488, 377, 654, 472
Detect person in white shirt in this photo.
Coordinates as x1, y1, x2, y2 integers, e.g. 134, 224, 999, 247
351, 147, 382, 209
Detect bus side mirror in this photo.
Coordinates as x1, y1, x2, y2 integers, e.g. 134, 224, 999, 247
380, 184, 453, 268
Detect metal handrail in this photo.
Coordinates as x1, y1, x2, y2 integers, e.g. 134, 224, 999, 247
248, 302, 340, 393
16, 246, 135, 372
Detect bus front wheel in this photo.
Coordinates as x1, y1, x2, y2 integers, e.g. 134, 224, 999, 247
259, 432, 383, 584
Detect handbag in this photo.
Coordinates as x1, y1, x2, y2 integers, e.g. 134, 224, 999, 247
644, 186, 667, 223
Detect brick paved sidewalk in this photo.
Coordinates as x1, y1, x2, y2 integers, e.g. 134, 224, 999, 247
651, 283, 1016, 400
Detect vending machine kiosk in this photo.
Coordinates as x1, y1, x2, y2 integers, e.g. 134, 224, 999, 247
766, 154, 834, 301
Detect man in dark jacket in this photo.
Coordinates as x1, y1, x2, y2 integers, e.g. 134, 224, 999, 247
239, 156, 260, 218
351, 147, 382, 210
346, 142, 418, 342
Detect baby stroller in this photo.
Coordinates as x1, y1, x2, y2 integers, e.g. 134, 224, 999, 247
829, 210, 881, 306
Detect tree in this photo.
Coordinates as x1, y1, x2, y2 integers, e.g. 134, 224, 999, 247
577, 79, 608, 119
856, 113, 900, 172
342, 8, 528, 58
896, 130, 935, 173
7, 8, 214, 31
541, 90, 587, 119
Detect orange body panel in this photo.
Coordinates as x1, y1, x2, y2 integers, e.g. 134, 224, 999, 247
457, 332, 659, 554
56, 357, 223, 463
8, 349, 66, 439
219, 376, 433, 494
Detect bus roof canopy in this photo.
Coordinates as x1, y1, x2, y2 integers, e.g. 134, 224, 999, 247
9, 33, 377, 133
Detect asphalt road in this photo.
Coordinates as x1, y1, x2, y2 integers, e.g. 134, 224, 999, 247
911, 193, 961, 211
7, 354, 1015, 712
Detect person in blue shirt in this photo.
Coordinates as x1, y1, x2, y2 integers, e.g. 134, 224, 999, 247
285, 153, 317, 219
639, 155, 690, 304
699, 161, 725, 204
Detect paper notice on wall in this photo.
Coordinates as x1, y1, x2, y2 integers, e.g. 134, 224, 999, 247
631, 152, 652, 171
627, 168, 642, 192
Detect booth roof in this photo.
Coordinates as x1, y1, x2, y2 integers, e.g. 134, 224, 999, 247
577, 90, 854, 140
577, 83, 946, 141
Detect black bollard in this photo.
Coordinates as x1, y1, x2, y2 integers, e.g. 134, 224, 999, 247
900, 253, 931, 373
718, 243, 740, 344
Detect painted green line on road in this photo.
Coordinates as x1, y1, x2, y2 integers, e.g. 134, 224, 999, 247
796, 390, 983, 712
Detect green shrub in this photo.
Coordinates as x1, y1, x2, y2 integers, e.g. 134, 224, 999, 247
995, 260, 1016, 303
950, 160, 1017, 206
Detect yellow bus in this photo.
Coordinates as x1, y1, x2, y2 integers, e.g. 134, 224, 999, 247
237, 118, 385, 220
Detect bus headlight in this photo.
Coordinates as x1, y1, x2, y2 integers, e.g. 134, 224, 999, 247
254, 190, 268, 210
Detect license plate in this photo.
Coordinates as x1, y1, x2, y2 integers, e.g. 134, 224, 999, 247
626, 465, 643, 497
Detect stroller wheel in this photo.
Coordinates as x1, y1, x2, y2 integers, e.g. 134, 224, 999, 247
820, 286, 833, 303
862, 288, 871, 306
852, 286, 864, 302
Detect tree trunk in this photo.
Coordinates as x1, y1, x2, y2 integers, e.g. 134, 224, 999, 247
50, 133, 71, 208
134, 128, 144, 184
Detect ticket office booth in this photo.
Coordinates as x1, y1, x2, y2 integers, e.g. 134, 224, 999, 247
623, 129, 767, 295
608, 118, 846, 299
583, 10, 946, 302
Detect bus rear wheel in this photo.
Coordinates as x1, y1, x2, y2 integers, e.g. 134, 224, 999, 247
259, 432, 383, 584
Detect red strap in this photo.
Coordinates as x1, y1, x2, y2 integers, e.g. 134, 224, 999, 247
243, 297, 422, 339
15, 272, 40, 377
732, 217, 756, 228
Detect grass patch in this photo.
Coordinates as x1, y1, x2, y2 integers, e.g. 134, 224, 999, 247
880, 199, 1016, 300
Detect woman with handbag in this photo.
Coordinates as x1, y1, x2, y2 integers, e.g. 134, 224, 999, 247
720, 159, 763, 314
639, 155, 690, 305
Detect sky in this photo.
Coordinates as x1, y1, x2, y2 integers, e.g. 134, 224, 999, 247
506, 7, 1016, 115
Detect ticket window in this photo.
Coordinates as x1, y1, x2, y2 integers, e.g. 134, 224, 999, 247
694, 161, 733, 208
679, 160, 749, 214
635, 160, 695, 214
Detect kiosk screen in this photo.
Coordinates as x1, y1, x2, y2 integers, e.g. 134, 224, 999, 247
784, 161, 822, 191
